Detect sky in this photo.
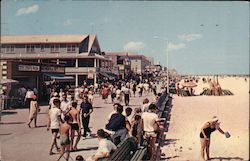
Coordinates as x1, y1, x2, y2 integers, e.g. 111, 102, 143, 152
1, 0, 249, 75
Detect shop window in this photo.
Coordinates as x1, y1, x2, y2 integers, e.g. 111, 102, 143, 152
79, 59, 94, 67
50, 44, 60, 53
26, 45, 35, 53
67, 44, 76, 53
78, 75, 87, 86
6, 45, 15, 53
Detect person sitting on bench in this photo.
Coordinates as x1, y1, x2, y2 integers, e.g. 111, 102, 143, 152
87, 129, 117, 161
105, 105, 131, 145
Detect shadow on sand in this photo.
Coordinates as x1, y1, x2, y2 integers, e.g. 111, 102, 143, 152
162, 138, 179, 146
162, 155, 180, 160
210, 156, 244, 161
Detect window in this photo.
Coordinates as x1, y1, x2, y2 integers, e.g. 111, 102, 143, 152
50, 44, 60, 53
67, 44, 76, 53
26, 45, 35, 53
79, 59, 94, 67
40, 44, 45, 52
6, 45, 15, 53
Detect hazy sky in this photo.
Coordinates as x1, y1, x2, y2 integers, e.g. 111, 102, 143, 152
1, 0, 249, 75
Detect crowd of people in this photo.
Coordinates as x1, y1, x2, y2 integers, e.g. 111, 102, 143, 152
25, 78, 168, 161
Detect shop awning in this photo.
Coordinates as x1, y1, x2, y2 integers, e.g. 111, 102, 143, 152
44, 74, 74, 82
99, 72, 115, 80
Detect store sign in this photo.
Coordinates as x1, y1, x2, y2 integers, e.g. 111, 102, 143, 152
88, 70, 94, 79
18, 65, 40, 72
41, 66, 64, 73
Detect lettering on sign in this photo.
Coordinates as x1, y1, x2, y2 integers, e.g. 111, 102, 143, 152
41, 66, 64, 73
18, 65, 40, 72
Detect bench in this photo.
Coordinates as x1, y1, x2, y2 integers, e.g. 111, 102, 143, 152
130, 147, 147, 161
98, 137, 137, 161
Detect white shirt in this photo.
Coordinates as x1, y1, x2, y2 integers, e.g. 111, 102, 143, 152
116, 89, 121, 96
60, 100, 71, 112
25, 91, 34, 99
49, 107, 61, 129
96, 139, 117, 156
122, 87, 130, 95
88, 94, 94, 104
141, 112, 158, 132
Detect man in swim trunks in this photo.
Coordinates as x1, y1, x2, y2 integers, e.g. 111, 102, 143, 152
69, 101, 81, 151
58, 115, 71, 161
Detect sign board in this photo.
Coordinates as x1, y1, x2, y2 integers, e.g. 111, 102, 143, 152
18, 65, 40, 72
41, 66, 64, 73
88, 70, 94, 79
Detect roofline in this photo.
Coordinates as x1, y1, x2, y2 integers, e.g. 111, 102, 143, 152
1, 34, 97, 44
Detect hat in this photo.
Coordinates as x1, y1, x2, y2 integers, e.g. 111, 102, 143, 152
212, 116, 219, 122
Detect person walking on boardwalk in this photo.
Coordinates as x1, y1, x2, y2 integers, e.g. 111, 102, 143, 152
122, 85, 131, 106
57, 115, 71, 161
25, 88, 34, 110
80, 95, 93, 139
68, 102, 81, 151
47, 98, 62, 155
200, 116, 226, 160
27, 95, 39, 128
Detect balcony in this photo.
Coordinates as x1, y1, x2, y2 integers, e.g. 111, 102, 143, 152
0, 52, 97, 59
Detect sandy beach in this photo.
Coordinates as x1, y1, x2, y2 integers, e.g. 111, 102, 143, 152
162, 76, 249, 160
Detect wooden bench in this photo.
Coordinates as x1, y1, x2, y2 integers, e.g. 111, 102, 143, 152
98, 137, 137, 161
129, 147, 147, 161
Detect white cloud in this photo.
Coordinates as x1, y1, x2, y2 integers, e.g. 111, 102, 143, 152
16, 4, 39, 16
178, 33, 202, 42
63, 19, 72, 26
123, 41, 145, 51
167, 43, 186, 51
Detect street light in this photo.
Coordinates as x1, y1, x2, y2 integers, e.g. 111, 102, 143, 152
153, 36, 169, 94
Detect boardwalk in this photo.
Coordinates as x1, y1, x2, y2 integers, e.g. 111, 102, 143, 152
0, 92, 157, 161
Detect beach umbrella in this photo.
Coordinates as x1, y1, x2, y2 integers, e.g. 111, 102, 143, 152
0, 78, 19, 85
182, 81, 197, 88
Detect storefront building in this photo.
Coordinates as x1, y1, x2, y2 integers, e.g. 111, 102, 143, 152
0, 34, 116, 87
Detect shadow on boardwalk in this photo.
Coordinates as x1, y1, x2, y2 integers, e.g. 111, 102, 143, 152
210, 156, 244, 161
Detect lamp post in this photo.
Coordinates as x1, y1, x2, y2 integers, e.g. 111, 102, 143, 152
154, 36, 170, 94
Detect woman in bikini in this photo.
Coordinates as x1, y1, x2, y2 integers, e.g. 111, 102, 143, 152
200, 116, 225, 160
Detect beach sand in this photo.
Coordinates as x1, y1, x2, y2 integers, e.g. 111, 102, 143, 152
162, 76, 249, 160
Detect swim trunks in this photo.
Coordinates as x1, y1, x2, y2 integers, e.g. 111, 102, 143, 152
51, 129, 59, 134
70, 123, 79, 130
60, 135, 70, 145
